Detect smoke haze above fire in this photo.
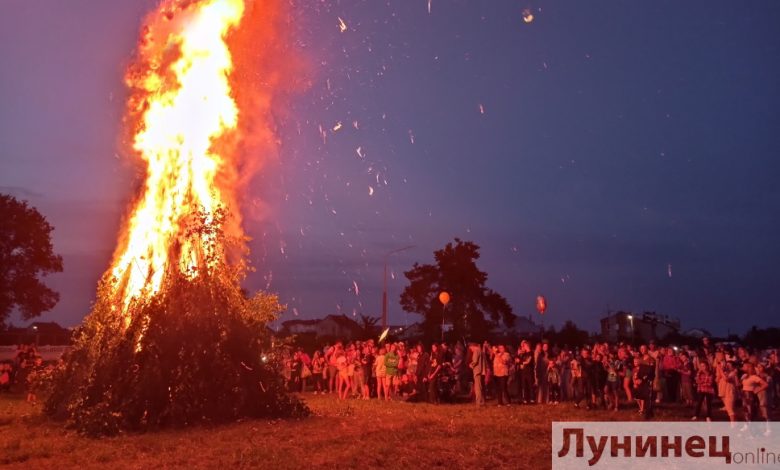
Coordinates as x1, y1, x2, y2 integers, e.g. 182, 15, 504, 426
1, 1, 779, 335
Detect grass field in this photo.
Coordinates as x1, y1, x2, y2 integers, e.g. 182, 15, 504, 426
0, 392, 707, 469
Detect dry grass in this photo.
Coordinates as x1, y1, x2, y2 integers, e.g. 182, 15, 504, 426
0, 393, 700, 469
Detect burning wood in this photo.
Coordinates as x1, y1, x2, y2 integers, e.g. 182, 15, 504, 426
41, 0, 309, 436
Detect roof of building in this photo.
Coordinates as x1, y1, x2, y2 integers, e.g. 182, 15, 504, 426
281, 319, 320, 327
321, 314, 361, 329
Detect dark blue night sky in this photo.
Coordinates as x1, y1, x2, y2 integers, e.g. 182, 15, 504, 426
1, 1, 779, 335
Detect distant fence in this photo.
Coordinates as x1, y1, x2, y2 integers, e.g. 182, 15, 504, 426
0, 345, 71, 362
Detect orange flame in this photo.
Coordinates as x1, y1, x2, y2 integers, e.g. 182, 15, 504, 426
109, 0, 247, 325
105, 0, 304, 328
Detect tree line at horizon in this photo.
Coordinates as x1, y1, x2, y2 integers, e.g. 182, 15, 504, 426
2, 193, 779, 350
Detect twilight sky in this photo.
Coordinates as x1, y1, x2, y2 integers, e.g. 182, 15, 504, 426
1, 1, 779, 335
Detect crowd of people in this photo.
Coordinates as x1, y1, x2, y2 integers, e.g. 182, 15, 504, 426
0, 343, 45, 403
282, 336, 778, 431
3, 337, 778, 434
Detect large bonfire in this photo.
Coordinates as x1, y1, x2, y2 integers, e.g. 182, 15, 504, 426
44, 0, 307, 435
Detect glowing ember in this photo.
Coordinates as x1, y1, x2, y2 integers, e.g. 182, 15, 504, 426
109, 0, 246, 325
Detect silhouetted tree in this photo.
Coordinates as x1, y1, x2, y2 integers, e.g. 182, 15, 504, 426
400, 239, 514, 341
0, 194, 63, 325
552, 320, 590, 348
358, 314, 380, 338
743, 326, 780, 349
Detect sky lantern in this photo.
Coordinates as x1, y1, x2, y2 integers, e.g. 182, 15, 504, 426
536, 295, 548, 340
536, 295, 547, 315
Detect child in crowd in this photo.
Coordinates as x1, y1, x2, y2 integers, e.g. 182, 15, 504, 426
604, 357, 620, 411
547, 358, 561, 404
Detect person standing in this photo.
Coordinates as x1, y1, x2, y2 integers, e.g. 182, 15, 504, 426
740, 363, 769, 431
547, 357, 561, 404
677, 352, 694, 406
360, 345, 373, 400
375, 347, 388, 400
311, 350, 326, 394
493, 344, 511, 406
661, 347, 680, 403
569, 354, 585, 408
326, 345, 338, 394
637, 353, 657, 419
469, 342, 486, 406
692, 361, 715, 422
384, 344, 400, 399
428, 354, 442, 404
517, 341, 535, 404
718, 361, 739, 425
535, 343, 549, 404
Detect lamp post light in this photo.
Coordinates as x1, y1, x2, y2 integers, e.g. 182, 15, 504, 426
382, 245, 415, 330
627, 314, 634, 343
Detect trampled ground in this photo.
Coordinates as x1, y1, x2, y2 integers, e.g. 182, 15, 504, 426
0, 393, 710, 469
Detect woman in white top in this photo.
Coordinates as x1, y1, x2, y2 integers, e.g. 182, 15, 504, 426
740, 363, 768, 432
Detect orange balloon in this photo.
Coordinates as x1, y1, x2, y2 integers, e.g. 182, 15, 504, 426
439, 291, 450, 306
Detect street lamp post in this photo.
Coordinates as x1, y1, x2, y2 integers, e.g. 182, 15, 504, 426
382, 245, 415, 330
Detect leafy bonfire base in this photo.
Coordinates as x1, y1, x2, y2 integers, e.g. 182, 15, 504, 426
42, 214, 308, 436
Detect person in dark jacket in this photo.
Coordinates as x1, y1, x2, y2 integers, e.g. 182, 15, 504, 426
416, 344, 431, 402
634, 355, 657, 419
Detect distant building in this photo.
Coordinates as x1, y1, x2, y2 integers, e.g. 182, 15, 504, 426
315, 315, 363, 340
0, 321, 72, 346
280, 319, 319, 335
683, 328, 711, 339
600, 311, 680, 342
